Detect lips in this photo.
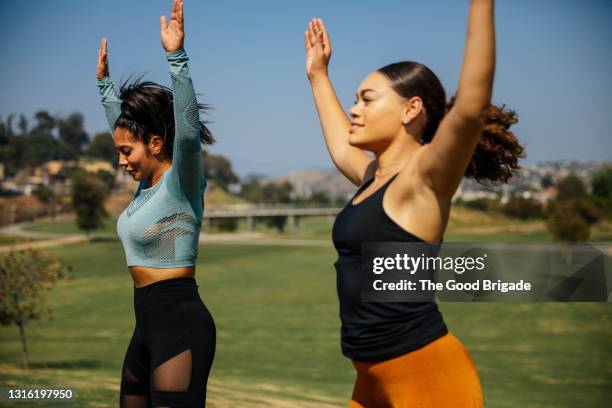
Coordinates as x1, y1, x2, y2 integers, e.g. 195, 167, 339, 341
349, 123, 364, 134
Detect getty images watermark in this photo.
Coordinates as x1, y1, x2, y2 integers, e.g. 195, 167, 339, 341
360, 242, 612, 302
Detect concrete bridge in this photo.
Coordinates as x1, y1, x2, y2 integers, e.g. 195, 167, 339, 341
203, 205, 342, 230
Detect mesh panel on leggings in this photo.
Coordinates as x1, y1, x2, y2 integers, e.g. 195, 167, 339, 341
153, 348, 192, 392
121, 366, 149, 408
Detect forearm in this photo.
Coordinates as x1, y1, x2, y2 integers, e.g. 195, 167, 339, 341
309, 75, 353, 165
166, 48, 204, 199
454, 0, 496, 119
168, 49, 200, 151
96, 76, 122, 133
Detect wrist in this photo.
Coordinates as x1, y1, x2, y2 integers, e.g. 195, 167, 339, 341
166, 48, 186, 57
309, 71, 329, 84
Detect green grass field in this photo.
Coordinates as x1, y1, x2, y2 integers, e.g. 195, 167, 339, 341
2, 214, 612, 407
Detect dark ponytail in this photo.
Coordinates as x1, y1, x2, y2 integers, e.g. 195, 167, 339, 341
378, 62, 524, 185
115, 76, 214, 158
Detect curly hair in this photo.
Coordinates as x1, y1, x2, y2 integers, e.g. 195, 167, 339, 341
378, 62, 524, 185
114, 76, 214, 158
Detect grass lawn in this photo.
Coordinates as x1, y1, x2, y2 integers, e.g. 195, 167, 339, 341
2, 212, 611, 406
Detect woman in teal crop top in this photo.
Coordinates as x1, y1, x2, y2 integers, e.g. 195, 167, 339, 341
96, 1, 216, 406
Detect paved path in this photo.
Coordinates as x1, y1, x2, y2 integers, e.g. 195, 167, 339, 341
0, 221, 92, 253
2, 221, 610, 254
0, 222, 332, 252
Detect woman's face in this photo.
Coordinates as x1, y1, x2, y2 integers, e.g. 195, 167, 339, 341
348, 71, 421, 152
114, 127, 156, 181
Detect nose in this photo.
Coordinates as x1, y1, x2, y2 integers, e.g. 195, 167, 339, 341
118, 153, 128, 167
349, 103, 360, 120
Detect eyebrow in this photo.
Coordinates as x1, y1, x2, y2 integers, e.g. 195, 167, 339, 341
355, 89, 379, 99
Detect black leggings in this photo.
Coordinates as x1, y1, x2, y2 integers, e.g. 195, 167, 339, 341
120, 277, 216, 407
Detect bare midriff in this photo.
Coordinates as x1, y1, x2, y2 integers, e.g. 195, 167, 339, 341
129, 266, 195, 288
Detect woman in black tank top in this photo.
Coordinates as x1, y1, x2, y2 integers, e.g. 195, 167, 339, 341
304, 1, 524, 406
333, 172, 448, 362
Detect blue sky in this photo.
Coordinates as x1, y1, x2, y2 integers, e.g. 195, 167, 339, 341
1, 0, 611, 177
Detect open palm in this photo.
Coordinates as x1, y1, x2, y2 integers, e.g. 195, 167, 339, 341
160, 0, 184, 52
305, 18, 332, 80
97, 37, 110, 80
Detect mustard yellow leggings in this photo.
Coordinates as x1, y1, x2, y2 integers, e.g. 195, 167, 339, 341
349, 332, 483, 408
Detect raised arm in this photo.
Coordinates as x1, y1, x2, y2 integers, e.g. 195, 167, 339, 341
96, 37, 122, 134
416, 0, 496, 199
305, 19, 373, 187
161, 0, 205, 202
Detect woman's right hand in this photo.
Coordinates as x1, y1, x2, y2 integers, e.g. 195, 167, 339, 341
304, 18, 332, 81
97, 37, 110, 80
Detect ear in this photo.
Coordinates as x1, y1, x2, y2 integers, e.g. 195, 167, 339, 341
147, 134, 165, 156
402, 96, 424, 125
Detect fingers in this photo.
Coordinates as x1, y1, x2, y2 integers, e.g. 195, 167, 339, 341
307, 20, 316, 47
315, 31, 324, 52
319, 19, 332, 54
170, 0, 177, 23
169, 0, 183, 33
98, 37, 108, 64
307, 18, 328, 49
97, 37, 109, 79
160, 15, 168, 31
178, 0, 184, 28
304, 31, 311, 51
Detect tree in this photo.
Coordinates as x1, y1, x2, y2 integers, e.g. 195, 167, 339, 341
309, 191, 332, 205
591, 167, 612, 199
58, 113, 89, 160
22, 131, 58, 167
240, 179, 293, 204
202, 151, 239, 190
240, 179, 266, 203
547, 201, 590, 242
95, 169, 116, 190
17, 114, 28, 136
0, 249, 71, 369
86, 132, 118, 168
556, 173, 587, 200
590, 166, 612, 218
33, 110, 56, 133
0, 115, 9, 145
262, 182, 293, 204
71, 174, 109, 235
33, 185, 56, 218
501, 196, 543, 220
547, 198, 600, 242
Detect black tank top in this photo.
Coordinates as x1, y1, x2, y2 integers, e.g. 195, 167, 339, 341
332, 173, 448, 362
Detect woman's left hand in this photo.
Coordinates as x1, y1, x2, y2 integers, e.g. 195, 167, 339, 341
160, 0, 184, 52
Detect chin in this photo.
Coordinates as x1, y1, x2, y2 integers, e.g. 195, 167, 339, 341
349, 132, 376, 150
348, 133, 367, 148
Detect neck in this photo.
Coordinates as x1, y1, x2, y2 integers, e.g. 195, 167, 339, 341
148, 162, 172, 187
373, 132, 421, 178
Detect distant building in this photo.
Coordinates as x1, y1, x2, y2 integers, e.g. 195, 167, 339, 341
0, 159, 119, 196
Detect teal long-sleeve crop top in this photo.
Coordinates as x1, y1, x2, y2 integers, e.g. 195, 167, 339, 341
96, 49, 206, 268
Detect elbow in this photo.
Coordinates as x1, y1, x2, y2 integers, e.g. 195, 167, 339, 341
453, 93, 492, 123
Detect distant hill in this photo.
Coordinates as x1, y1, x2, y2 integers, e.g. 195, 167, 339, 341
262, 169, 357, 198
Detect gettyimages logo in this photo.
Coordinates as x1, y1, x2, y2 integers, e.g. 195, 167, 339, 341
360, 242, 611, 302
